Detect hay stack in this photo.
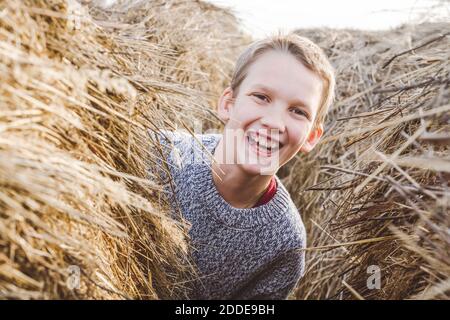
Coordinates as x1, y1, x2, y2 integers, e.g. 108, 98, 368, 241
287, 24, 449, 299
0, 0, 248, 299
2, 0, 447, 301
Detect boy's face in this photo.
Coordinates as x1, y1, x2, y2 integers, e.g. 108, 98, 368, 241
217, 50, 324, 175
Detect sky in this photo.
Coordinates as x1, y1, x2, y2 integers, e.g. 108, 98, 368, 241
205, 0, 447, 38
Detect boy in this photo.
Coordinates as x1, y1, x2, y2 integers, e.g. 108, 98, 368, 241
152, 32, 335, 299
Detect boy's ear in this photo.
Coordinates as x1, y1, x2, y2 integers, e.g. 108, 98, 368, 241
299, 123, 323, 153
217, 86, 234, 122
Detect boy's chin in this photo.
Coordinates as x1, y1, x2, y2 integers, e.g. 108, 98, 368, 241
238, 162, 278, 176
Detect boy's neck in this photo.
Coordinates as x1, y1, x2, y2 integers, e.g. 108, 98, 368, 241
211, 138, 273, 209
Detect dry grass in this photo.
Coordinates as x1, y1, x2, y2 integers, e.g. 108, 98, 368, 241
0, 0, 249, 299
1, 0, 448, 300
286, 23, 449, 300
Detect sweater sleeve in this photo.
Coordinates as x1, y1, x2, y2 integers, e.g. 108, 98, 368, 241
234, 248, 306, 300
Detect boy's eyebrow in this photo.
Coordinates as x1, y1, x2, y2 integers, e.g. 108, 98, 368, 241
251, 84, 312, 112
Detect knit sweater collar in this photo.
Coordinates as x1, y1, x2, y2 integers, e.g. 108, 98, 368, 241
193, 134, 292, 229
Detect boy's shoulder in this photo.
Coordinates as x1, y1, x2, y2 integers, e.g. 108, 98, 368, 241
153, 129, 220, 150
150, 129, 221, 176
151, 129, 190, 148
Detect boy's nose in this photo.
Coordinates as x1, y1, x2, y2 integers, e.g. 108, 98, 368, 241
260, 111, 286, 133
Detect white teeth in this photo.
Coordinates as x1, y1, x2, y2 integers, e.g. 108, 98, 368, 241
247, 132, 280, 151
260, 139, 278, 149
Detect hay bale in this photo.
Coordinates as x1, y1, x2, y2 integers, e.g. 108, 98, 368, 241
0, 0, 249, 299
3, 0, 446, 301
287, 23, 449, 299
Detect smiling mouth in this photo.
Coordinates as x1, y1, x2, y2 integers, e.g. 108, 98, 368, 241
246, 132, 283, 156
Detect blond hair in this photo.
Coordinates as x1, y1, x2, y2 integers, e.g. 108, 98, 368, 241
230, 31, 335, 129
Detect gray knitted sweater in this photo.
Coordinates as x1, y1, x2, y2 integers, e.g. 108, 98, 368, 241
151, 130, 306, 300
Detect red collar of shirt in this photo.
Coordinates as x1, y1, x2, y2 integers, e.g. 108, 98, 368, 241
252, 176, 277, 208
